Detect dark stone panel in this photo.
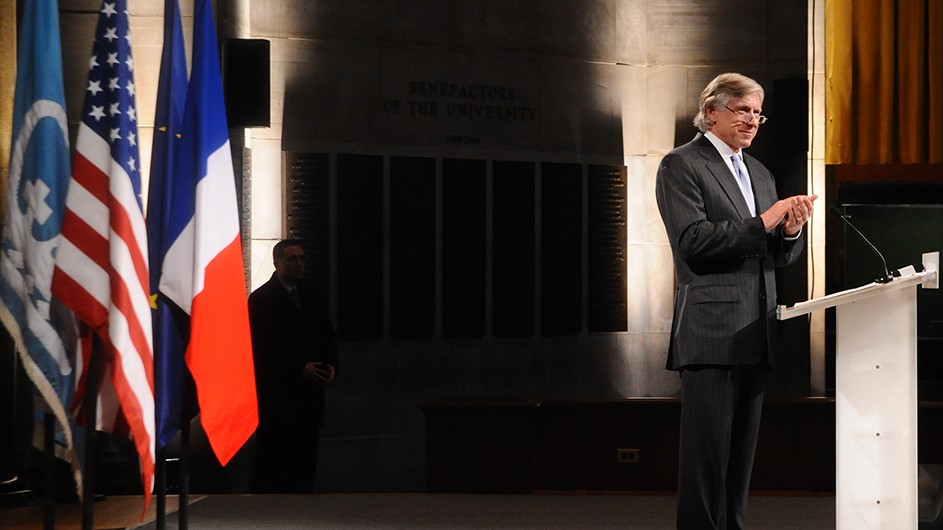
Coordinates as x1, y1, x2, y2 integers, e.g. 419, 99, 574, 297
755, 78, 811, 397
764, 78, 810, 180
588, 165, 628, 332
279, 40, 381, 148
769, 1, 810, 63
751, 399, 835, 492
646, 0, 769, 66
463, 0, 618, 62
442, 159, 486, 338
382, 2, 465, 47
535, 400, 680, 491
424, 398, 839, 493
493, 161, 536, 338
337, 154, 384, 340
537, 61, 626, 156
285, 152, 330, 295
250, 0, 388, 41
424, 400, 539, 493
251, 0, 462, 46
252, 0, 618, 62
541, 162, 583, 336
390, 156, 437, 340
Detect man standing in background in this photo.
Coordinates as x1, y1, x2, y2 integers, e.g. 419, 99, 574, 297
249, 239, 338, 493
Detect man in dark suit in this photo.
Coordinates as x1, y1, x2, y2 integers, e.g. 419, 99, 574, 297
655, 73, 816, 529
249, 239, 338, 493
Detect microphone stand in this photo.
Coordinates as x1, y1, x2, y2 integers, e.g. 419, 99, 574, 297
829, 205, 895, 284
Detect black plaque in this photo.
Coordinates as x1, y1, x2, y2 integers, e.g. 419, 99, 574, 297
493, 161, 536, 337
336, 154, 384, 340
285, 153, 330, 296
390, 156, 436, 339
540, 162, 582, 335
588, 165, 627, 332
442, 158, 486, 338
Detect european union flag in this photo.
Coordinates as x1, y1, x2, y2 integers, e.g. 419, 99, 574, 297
147, 0, 190, 450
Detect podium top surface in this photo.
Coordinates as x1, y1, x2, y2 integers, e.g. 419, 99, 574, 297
777, 269, 937, 320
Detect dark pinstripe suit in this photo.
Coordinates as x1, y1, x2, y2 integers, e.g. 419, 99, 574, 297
655, 133, 804, 529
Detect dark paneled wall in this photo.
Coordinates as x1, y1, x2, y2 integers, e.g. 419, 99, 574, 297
284, 154, 628, 341
425, 398, 839, 494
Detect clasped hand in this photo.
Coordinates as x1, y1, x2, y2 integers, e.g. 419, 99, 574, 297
304, 362, 336, 386
761, 194, 818, 235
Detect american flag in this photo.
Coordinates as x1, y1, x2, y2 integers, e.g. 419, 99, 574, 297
51, 0, 155, 504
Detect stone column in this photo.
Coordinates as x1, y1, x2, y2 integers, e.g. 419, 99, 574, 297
217, 0, 254, 283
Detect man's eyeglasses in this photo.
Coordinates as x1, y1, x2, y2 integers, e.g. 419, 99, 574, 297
724, 104, 768, 125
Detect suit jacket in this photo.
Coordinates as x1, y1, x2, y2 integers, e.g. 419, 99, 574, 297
655, 133, 804, 370
248, 273, 338, 431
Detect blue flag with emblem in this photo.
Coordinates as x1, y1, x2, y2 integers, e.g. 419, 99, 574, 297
147, 0, 190, 450
0, 0, 79, 487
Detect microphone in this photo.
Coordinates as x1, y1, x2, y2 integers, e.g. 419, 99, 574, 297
828, 205, 895, 284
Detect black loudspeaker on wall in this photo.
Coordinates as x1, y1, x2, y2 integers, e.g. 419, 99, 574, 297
223, 39, 270, 128
771, 77, 809, 155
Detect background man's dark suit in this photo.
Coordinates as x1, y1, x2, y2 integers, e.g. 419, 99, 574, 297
249, 270, 337, 493
655, 75, 814, 529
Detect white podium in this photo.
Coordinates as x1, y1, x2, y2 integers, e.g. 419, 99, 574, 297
777, 252, 939, 529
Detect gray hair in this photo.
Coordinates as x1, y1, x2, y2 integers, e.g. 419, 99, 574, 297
693, 73, 765, 132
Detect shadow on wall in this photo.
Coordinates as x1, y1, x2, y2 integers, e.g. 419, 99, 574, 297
267, 0, 809, 493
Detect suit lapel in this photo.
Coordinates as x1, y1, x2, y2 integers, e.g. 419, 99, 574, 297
695, 136, 755, 219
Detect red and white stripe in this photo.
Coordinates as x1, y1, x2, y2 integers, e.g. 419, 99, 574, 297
69, 324, 127, 436
52, 122, 155, 498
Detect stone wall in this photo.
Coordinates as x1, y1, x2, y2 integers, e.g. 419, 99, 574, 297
231, 0, 809, 492
45, 0, 808, 492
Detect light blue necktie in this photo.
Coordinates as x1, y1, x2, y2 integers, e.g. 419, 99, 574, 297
731, 154, 756, 216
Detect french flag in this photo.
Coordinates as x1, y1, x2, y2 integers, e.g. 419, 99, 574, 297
158, 0, 257, 465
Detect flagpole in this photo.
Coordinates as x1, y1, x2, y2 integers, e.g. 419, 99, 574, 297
82, 333, 102, 530
43, 413, 55, 530
154, 310, 164, 530
154, 309, 168, 530
179, 416, 190, 530
156, 446, 166, 529
81, 341, 100, 530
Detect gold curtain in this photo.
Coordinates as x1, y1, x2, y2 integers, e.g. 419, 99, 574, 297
0, 0, 16, 222
826, 0, 943, 164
